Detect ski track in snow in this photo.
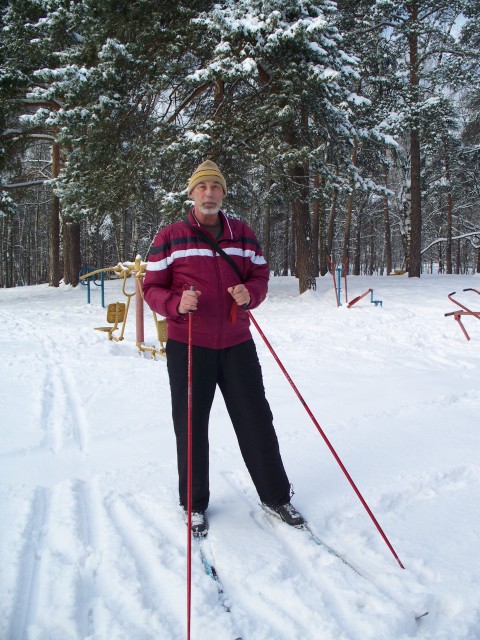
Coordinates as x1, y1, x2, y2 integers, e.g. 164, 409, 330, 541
7, 486, 52, 640
39, 361, 89, 454
1, 276, 480, 639
221, 470, 418, 640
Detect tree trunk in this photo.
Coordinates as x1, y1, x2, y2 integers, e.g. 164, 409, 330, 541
5, 214, 14, 287
383, 159, 392, 275
368, 217, 375, 275
409, 131, 422, 277
312, 173, 320, 276
407, 0, 422, 278
33, 204, 40, 284
131, 210, 139, 259
0, 215, 4, 287
353, 211, 361, 275
343, 188, 355, 272
115, 209, 127, 262
455, 240, 460, 275
49, 142, 61, 287
326, 188, 337, 261
291, 165, 316, 293
318, 176, 327, 276
445, 154, 453, 274
438, 244, 444, 274
263, 167, 271, 266
342, 139, 359, 270
282, 212, 289, 276
63, 218, 81, 286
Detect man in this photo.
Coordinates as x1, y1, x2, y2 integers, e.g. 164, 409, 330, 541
143, 160, 304, 536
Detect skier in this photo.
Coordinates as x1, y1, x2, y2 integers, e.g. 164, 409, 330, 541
143, 160, 305, 536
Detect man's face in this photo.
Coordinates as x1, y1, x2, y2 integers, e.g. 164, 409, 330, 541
191, 179, 224, 216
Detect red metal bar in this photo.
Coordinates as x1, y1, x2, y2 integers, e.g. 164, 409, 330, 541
446, 291, 480, 340
454, 312, 471, 341
347, 288, 373, 309
248, 310, 405, 569
448, 291, 480, 321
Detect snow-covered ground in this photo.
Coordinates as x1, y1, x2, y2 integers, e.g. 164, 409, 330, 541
1, 272, 480, 640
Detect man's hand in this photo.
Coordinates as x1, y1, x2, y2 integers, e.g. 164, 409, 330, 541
178, 288, 201, 314
228, 284, 250, 308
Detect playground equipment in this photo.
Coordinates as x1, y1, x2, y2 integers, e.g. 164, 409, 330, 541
326, 255, 383, 308
444, 288, 480, 341
79, 267, 105, 307
94, 271, 134, 343
79, 256, 167, 357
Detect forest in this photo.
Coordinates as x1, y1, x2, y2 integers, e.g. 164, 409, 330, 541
1, 0, 480, 292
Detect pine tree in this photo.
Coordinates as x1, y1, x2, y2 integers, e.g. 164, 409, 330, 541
185, 0, 360, 292
2, 0, 214, 279
1, 0, 68, 285
367, 0, 471, 276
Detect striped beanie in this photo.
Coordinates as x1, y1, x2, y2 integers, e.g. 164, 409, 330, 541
187, 160, 227, 196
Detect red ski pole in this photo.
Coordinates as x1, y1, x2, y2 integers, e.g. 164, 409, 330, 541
186, 287, 194, 640
247, 309, 405, 570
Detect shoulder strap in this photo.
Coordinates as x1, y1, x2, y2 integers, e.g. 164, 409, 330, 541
186, 221, 245, 283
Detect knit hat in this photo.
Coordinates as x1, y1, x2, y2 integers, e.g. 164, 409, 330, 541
187, 160, 227, 196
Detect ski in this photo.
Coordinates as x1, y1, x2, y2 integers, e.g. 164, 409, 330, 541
195, 536, 243, 640
195, 537, 230, 612
302, 524, 362, 576
260, 503, 362, 575
221, 473, 430, 623
304, 523, 428, 621
261, 505, 429, 622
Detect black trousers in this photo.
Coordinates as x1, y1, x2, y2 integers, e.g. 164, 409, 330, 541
166, 338, 291, 512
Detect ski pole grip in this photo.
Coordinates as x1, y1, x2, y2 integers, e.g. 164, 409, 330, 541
188, 285, 195, 313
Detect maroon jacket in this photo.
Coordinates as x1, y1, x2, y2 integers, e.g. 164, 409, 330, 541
143, 208, 269, 349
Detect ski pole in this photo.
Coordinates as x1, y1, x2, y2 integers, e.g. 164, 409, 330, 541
186, 286, 195, 640
247, 309, 405, 570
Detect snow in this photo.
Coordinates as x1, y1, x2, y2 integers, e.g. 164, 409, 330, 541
1, 272, 480, 640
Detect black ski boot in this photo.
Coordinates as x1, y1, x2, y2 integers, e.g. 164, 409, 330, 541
262, 502, 306, 527
184, 509, 209, 537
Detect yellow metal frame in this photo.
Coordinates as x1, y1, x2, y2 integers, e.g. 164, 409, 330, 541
94, 301, 127, 340
136, 276, 168, 358
93, 270, 134, 342
80, 257, 168, 357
